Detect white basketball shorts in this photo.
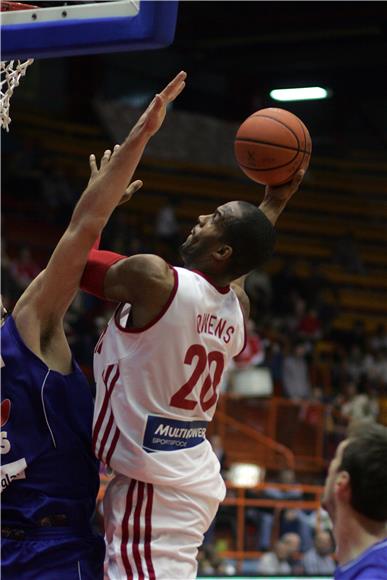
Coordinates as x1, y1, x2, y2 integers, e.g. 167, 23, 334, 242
103, 474, 222, 579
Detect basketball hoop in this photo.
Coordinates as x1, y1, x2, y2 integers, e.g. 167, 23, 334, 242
0, 1, 37, 131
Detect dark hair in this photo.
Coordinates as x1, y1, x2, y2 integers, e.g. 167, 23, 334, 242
221, 202, 276, 278
339, 422, 387, 521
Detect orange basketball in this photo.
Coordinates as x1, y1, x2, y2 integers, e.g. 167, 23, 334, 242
234, 107, 312, 186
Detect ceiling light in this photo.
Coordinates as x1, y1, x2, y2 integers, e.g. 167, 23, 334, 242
270, 87, 329, 101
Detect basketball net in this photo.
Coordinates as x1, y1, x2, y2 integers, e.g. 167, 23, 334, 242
1, 1, 37, 131
0, 59, 33, 131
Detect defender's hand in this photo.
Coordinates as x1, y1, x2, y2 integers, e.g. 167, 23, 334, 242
88, 146, 143, 203
130, 71, 187, 140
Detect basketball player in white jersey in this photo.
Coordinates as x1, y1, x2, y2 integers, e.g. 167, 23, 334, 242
81, 75, 305, 579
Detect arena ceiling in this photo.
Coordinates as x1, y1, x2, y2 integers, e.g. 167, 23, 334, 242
123, 1, 387, 152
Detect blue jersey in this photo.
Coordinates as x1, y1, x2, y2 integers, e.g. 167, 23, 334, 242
1, 315, 104, 579
335, 538, 387, 580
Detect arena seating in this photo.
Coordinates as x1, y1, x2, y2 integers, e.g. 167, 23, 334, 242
6, 112, 387, 333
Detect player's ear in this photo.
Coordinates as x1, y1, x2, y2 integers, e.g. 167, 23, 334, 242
212, 244, 233, 263
335, 471, 351, 502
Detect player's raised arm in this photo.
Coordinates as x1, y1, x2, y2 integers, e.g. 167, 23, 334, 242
12, 71, 187, 353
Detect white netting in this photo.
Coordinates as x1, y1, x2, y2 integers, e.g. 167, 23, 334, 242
0, 58, 33, 131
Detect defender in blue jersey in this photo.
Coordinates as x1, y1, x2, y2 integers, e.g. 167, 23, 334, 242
0, 71, 187, 579
322, 421, 387, 580
335, 539, 387, 580
1, 313, 105, 579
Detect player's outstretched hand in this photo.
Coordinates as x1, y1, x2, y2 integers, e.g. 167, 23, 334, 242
88, 146, 143, 202
264, 169, 305, 204
130, 71, 187, 140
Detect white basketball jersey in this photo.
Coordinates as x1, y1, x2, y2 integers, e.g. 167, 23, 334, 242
93, 266, 245, 499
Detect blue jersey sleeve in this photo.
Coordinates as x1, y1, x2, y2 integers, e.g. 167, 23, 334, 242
335, 540, 387, 580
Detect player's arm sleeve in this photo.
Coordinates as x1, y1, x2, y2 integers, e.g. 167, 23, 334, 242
80, 240, 127, 300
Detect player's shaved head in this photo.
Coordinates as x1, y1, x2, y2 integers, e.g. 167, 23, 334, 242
220, 201, 276, 278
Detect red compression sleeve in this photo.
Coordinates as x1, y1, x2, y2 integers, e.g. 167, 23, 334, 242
92, 235, 101, 250
80, 245, 127, 299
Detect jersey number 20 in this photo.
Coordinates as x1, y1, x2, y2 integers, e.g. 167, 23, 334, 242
170, 344, 224, 412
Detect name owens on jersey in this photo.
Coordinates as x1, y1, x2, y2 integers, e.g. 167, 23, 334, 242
92, 267, 245, 497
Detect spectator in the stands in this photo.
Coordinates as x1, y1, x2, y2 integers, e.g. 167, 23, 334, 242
281, 509, 314, 553
257, 539, 291, 575
329, 377, 381, 458
197, 544, 227, 575
297, 307, 322, 341
280, 342, 313, 456
225, 319, 272, 397
341, 381, 379, 425
302, 530, 336, 575
276, 471, 321, 552
246, 470, 310, 552
346, 345, 365, 383
282, 341, 312, 400
265, 333, 286, 389
281, 532, 303, 575
284, 294, 307, 335
330, 380, 358, 438
296, 506, 333, 543
233, 319, 265, 369
362, 347, 377, 379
